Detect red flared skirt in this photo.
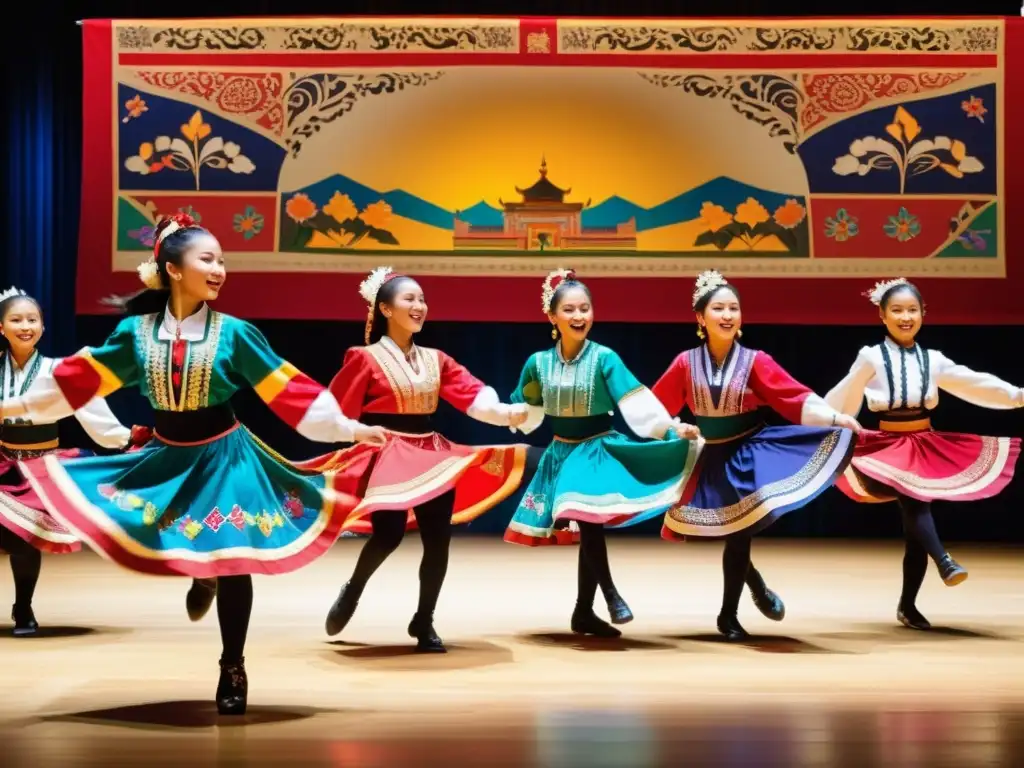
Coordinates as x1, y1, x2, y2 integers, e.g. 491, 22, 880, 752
293, 432, 527, 534
0, 450, 83, 554
837, 428, 1020, 504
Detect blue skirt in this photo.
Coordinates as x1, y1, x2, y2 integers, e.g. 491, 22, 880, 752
661, 425, 854, 540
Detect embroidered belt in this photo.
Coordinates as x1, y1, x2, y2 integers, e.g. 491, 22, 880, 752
878, 409, 931, 434
154, 403, 238, 445
694, 411, 764, 444
0, 422, 59, 451
361, 413, 434, 434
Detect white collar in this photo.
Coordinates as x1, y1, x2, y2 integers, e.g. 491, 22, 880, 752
158, 302, 209, 342
3, 349, 39, 373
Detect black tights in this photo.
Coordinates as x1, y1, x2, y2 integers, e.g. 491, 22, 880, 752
217, 575, 252, 665
897, 495, 946, 608
721, 535, 753, 617
0, 529, 42, 610
575, 522, 619, 609
345, 490, 454, 617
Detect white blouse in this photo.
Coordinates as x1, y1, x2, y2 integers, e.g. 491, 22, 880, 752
825, 338, 1024, 417
2, 353, 130, 449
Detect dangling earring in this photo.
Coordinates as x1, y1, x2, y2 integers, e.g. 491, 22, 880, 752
736, 328, 743, 338
696, 325, 705, 340
551, 326, 558, 340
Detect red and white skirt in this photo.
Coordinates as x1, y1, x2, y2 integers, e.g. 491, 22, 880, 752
0, 449, 83, 554
836, 414, 1020, 504
291, 431, 527, 534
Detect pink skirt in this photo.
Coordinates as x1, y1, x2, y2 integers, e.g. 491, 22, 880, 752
0, 450, 83, 554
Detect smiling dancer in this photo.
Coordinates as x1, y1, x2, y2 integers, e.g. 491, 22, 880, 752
504, 269, 701, 638
0, 287, 132, 636
825, 278, 1022, 630
652, 271, 859, 640
2, 214, 386, 714
291, 267, 529, 653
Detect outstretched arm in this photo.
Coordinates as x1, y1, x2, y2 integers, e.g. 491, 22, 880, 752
437, 351, 528, 428
933, 351, 1024, 409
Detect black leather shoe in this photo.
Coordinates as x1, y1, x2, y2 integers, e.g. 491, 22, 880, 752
716, 613, 749, 642
605, 592, 634, 625
408, 612, 446, 653
897, 603, 932, 631
11, 604, 38, 637
570, 607, 622, 638
747, 568, 786, 622
216, 657, 248, 716
325, 582, 360, 637
937, 554, 968, 586
186, 578, 217, 622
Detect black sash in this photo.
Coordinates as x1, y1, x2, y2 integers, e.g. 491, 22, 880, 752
154, 403, 238, 443
361, 413, 433, 434
0, 422, 58, 447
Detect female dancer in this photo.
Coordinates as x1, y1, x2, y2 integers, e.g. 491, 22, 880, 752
294, 267, 529, 653
2, 214, 386, 713
652, 270, 860, 640
825, 278, 1022, 630
0, 288, 133, 636
504, 269, 702, 638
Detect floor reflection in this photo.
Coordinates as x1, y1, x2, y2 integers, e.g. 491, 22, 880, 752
4, 702, 1021, 767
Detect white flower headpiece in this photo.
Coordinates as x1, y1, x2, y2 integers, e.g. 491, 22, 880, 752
0, 286, 27, 304
865, 278, 910, 306
358, 266, 395, 307
541, 268, 576, 313
692, 270, 729, 309
136, 216, 194, 290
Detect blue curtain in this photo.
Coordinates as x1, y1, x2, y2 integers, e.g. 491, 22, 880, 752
2, 21, 81, 357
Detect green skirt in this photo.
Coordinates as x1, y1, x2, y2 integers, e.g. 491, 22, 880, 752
19, 425, 355, 577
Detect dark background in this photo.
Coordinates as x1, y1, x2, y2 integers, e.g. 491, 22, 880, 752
3, 2, 1022, 542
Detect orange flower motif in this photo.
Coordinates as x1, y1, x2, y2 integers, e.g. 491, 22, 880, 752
123, 94, 148, 123
734, 197, 770, 228
181, 110, 212, 142
773, 199, 806, 229
285, 193, 318, 223
961, 95, 987, 123
359, 201, 393, 230
885, 105, 921, 144
324, 192, 358, 224
698, 202, 733, 233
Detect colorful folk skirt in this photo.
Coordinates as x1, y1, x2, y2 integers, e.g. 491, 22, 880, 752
18, 424, 356, 578
836, 419, 1020, 504
0, 448, 84, 554
292, 426, 527, 535
661, 424, 854, 541
504, 429, 701, 547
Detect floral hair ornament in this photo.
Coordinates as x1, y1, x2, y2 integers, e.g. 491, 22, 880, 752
692, 269, 729, 309
359, 266, 403, 344
136, 212, 199, 290
541, 268, 576, 314
865, 277, 910, 306
0, 286, 27, 304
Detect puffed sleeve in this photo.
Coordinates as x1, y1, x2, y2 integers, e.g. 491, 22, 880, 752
437, 351, 523, 428
824, 347, 876, 418
601, 348, 678, 440
327, 347, 374, 421
651, 352, 691, 417
932, 351, 1024, 409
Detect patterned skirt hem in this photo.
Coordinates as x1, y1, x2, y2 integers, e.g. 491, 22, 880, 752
838, 433, 1020, 504
0, 490, 81, 554
503, 526, 580, 547
661, 428, 854, 539
21, 455, 351, 578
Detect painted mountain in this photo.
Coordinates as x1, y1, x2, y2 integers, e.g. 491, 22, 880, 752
284, 174, 803, 234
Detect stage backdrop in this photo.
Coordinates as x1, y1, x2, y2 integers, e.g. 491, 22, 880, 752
77, 16, 1024, 324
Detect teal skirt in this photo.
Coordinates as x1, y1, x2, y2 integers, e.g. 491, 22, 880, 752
18, 425, 354, 577
503, 430, 700, 546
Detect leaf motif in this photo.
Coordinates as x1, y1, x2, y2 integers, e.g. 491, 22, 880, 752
832, 154, 860, 176
199, 136, 224, 163
693, 230, 719, 248
885, 123, 903, 142
958, 156, 984, 173
939, 163, 964, 178
894, 106, 921, 143
228, 155, 256, 174
950, 139, 967, 162
775, 227, 798, 253
369, 228, 399, 246
124, 156, 150, 175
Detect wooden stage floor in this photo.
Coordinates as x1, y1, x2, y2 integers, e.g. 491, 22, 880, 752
1, 539, 1021, 767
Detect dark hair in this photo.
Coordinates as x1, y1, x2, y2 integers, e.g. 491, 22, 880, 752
0, 292, 43, 355
694, 284, 741, 314
367, 275, 419, 345
104, 214, 212, 316
879, 281, 924, 311
549, 279, 591, 313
